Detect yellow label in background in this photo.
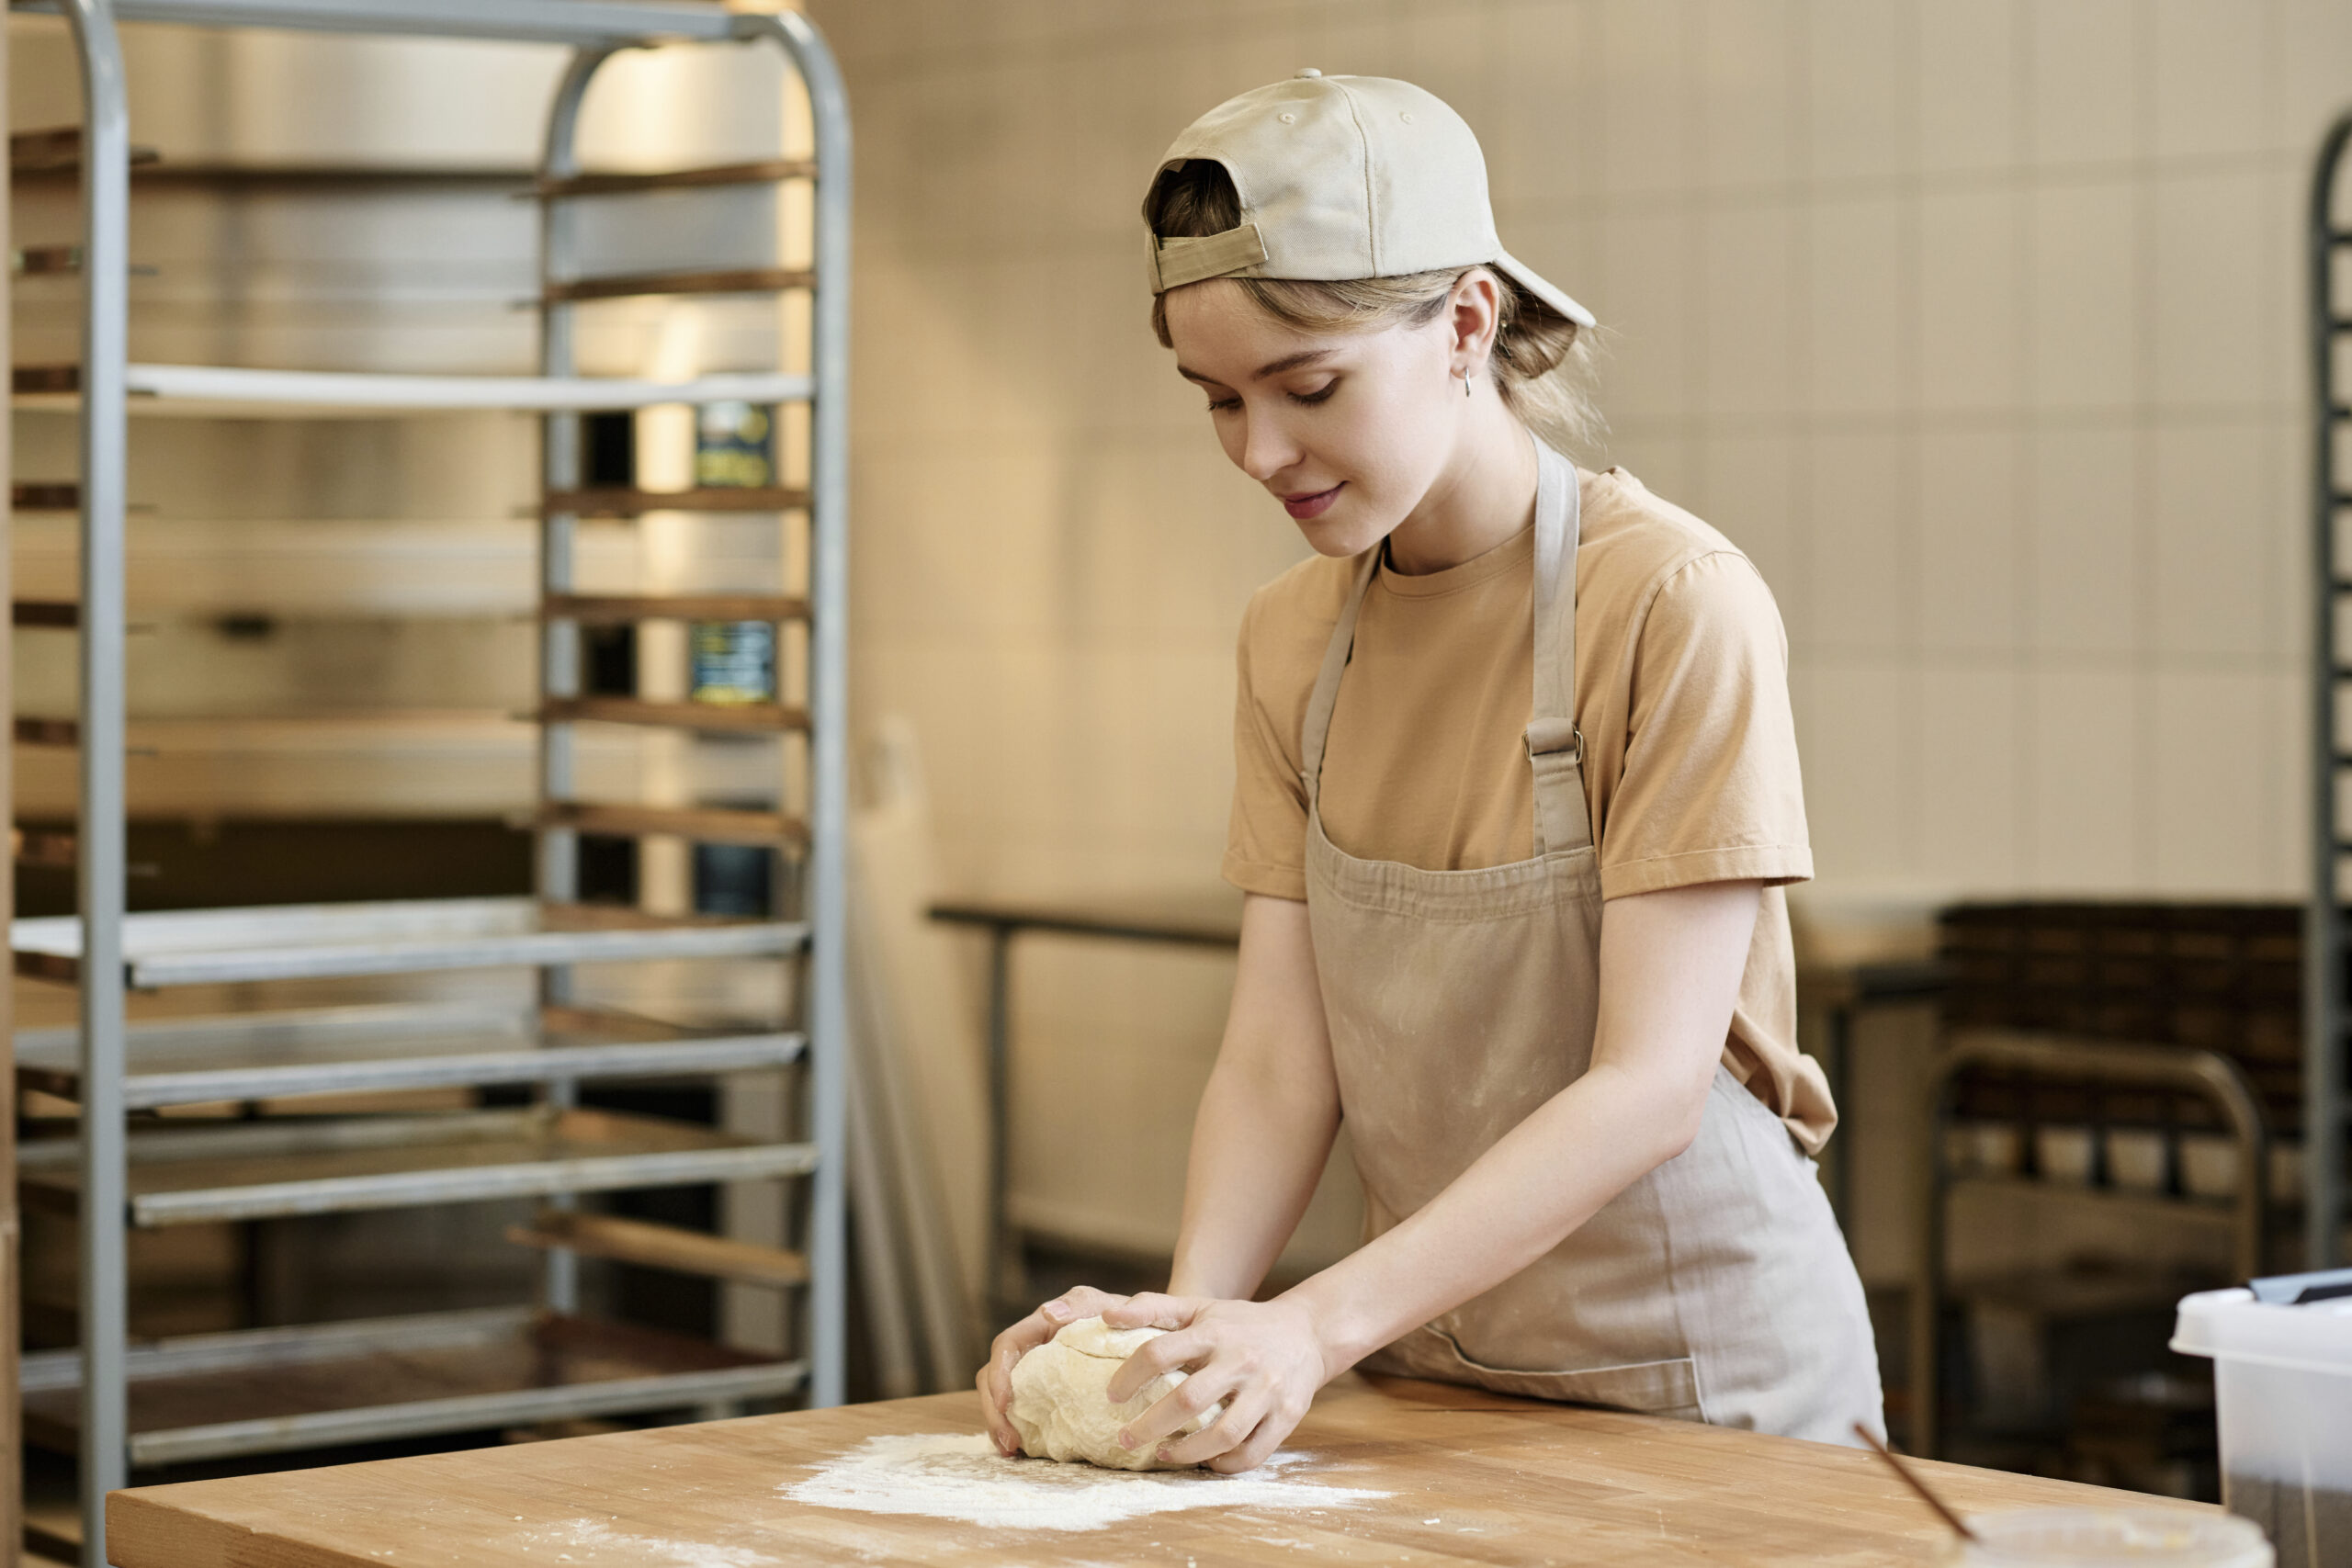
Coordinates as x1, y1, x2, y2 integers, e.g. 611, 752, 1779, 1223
695, 400, 774, 489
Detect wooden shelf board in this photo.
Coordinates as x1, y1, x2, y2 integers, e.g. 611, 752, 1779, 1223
508, 1208, 810, 1287
543, 485, 808, 515
533, 158, 816, 198
539, 802, 807, 847
10, 125, 159, 175
543, 592, 808, 625
544, 265, 813, 304
539, 697, 808, 735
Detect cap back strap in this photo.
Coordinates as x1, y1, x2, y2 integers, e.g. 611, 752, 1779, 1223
1148, 224, 1269, 292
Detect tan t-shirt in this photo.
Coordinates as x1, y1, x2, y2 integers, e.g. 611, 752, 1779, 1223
1223, 466, 1834, 1153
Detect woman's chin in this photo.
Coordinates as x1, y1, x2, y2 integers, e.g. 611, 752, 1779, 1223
1294, 511, 1387, 560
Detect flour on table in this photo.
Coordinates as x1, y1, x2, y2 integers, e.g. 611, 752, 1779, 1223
782, 1433, 1388, 1533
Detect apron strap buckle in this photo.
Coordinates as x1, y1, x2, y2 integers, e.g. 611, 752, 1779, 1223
1524, 718, 1584, 766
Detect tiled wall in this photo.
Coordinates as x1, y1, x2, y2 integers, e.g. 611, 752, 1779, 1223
814, 0, 2352, 1258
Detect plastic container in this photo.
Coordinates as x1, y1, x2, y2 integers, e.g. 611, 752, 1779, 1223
1940, 1508, 2270, 1566
2172, 1281, 2352, 1567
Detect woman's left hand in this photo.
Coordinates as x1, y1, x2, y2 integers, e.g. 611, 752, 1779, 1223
1099, 1292, 1331, 1473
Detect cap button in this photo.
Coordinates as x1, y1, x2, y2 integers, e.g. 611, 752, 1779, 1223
1295, 67, 1321, 78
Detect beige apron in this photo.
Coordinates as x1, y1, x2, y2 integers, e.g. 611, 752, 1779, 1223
1301, 439, 1883, 1444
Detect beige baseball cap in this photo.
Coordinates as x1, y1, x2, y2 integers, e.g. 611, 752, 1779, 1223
1143, 69, 1595, 328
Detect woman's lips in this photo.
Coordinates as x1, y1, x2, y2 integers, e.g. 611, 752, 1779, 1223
1281, 483, 1343, 521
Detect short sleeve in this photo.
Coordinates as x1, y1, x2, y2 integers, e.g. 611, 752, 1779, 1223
1221, 592, 1312, 900
1597, 552, 1813, 901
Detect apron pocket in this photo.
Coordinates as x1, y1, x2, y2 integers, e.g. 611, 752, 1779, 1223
1442, 1336, 1702, 1420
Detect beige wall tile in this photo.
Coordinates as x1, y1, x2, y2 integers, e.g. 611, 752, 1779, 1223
1592, 209, 1697, 420
2029, 667, 2144, 890
1492, 0, 1602, 205
1809, 430, 1912, 655
2151, 0, 2273, 161
2029, 425, 2140, 656
1697, 0, 1799, 189
1916, 0, 2020, 174
1920, 186, 2022, 413
1702, 201, 1801, 416
2029, 180, 2140, 410
1919, 426, 2023, 654
1597, 0, 1697, 196
1795, 660, 1913, 881
2278, 0, 2352, 154
2150, 670, 2275, 892
1918, 663, 2023, 888
2152, 422, 2270, 660
2267, 671, 2312, 893
1805, 0, 1912, 183
1808, 194, 1912, 417
2030, 0, 2143, 167
2152, 173, 2270, 410
1702, 433, 1803, 605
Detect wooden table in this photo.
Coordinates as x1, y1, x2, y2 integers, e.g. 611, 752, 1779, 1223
106, 1373, 2209, 1567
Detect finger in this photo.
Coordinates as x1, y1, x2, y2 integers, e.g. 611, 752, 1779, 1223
1115, 1365, 1234, 1453
1156, 1391, 1263, 1468
979, 1345, 1022, 1455
1101, 1292, 1201, 1331
1206, 1406, 1298, 1475
1104, 1327, 1210, 1404
1036, 1285, 1125, 1330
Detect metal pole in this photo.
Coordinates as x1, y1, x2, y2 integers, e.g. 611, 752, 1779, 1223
743, 8, 851, 1408
2308, 112, 2352, 1271
0, 16, 20, 1554
534, 44, 615, 1317
986, 927, 1015, 1324
59, 0, 131, 1544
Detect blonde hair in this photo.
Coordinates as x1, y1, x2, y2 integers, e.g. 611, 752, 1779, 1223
1144, 160, 1606, 457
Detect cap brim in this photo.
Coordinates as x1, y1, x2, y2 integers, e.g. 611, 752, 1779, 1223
1494, 248, 1596, 328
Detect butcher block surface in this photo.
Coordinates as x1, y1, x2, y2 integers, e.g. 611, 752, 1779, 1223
106, 1372, 2210, 1567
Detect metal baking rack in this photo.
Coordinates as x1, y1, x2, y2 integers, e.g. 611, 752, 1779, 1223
2305, 109, 2352, 1283
6, 2, 851, 1558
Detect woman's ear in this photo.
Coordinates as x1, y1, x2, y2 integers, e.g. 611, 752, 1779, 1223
1447, 267, 1505, 380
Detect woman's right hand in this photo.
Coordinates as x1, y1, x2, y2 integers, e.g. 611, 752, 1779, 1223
977, 1285, 1132, 1456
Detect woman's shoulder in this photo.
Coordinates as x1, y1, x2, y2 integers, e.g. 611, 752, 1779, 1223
1577, 466, 1773, 617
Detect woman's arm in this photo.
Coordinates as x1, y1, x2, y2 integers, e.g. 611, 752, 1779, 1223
975, 890, 1341, 1450
1167, 892, 1343, 1299
1106, 878, 1762, 1472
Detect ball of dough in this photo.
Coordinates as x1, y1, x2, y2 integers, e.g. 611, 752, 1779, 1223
1007, 1316, 1216, 1471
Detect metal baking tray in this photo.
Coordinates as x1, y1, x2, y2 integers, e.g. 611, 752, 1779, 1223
12, 896, 808, 987
14, 999, 805, 1109
19, 1306, 808, 1466
17, 1105, 819, 1225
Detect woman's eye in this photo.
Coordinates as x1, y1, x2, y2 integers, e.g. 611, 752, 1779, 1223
1205, 396, 1241, 413
1288, 380, 1338, 406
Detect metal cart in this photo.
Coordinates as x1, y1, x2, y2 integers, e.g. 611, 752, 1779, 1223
8, 3, 851, 1559
1910, 1030, 2269, 1461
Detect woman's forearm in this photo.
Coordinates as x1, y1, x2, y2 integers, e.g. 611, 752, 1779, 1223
1166, 1053, 1340, 1300
1282, 1059, 1691, 1371
1165, 894, 1343, 1301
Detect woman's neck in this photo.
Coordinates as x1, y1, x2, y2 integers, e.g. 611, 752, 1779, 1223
1382, 405, 1542, 576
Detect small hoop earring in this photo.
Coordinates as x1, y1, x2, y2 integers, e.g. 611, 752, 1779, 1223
1463, 372, 1472, 399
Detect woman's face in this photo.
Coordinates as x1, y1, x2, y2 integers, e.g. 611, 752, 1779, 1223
1164, 279, 1466, 558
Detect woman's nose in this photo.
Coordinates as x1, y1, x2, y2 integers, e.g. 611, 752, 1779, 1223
1238, 412, 1298, 484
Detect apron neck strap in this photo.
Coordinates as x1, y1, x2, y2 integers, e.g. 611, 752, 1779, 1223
1523, 440, 1590, 856
1296, 438, 1590, 857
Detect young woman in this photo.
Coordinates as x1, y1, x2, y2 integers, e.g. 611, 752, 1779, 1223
978, 71, 1883, 1474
